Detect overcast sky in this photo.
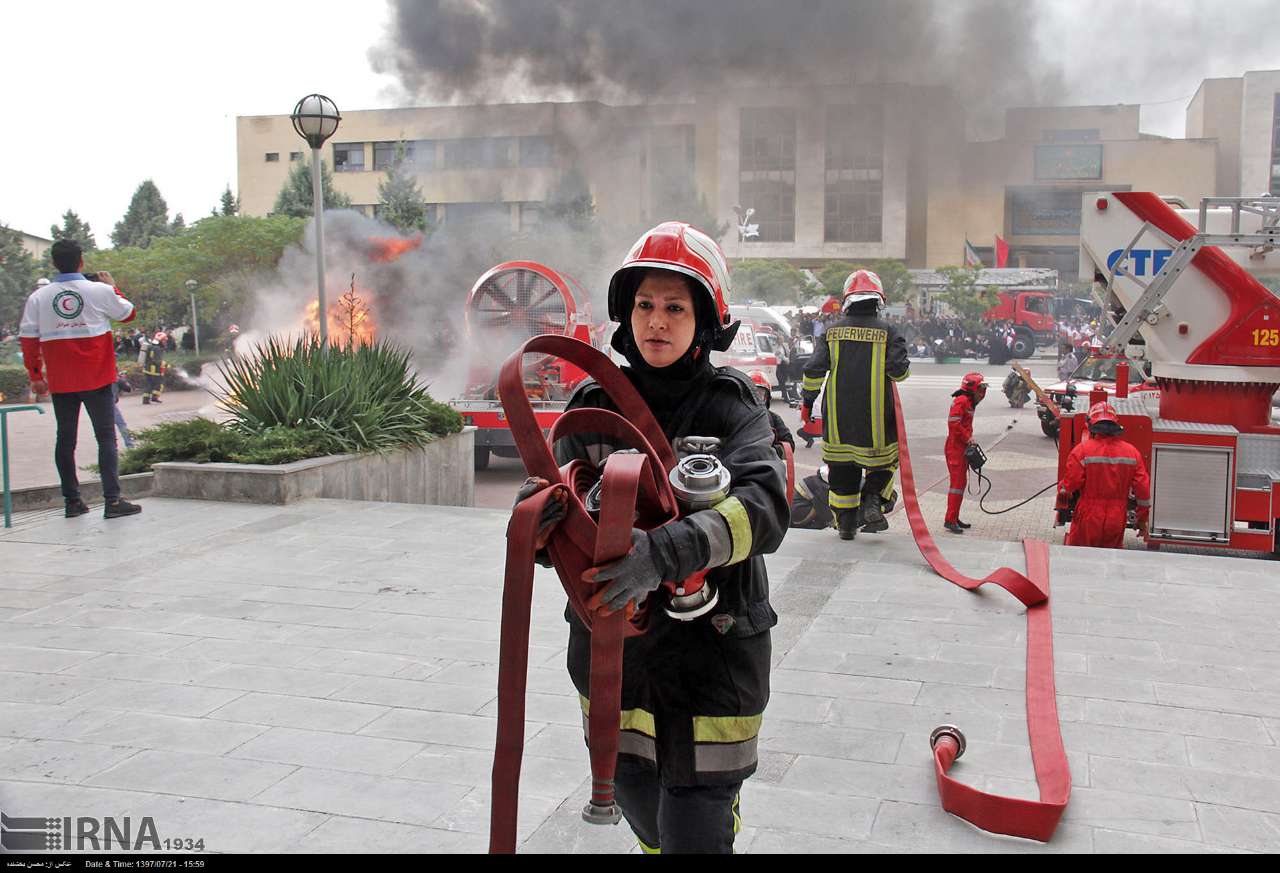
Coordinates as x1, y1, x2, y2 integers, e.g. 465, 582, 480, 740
3, 1, 1276, 246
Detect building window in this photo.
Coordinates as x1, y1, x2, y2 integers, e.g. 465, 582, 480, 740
649, 125, 696, 217
333, 142, 365, 172
519, 136, 554, 167
289, 152, 303, 162
1034, 144, 1103, 180
442, 202, 510, 226
373, 140, 437, 171
443, 138, 515, 170
824, 105, 883, 243
1271, 93, 1280, 195
739, 107, 796, 242
265, 152, 279, 162
519, 202, 542, 231
1043, 129, 1100, 143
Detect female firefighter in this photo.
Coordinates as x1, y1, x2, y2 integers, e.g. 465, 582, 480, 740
800, 270, 910, 540
1057, 401, 1151, 548
514, 222, 789, 854
944, 372, 986, 534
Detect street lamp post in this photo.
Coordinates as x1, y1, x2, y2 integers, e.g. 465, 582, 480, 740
184, 279, 200, 355
290, 94, 342, 344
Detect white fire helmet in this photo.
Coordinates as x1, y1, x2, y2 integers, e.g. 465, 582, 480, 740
841, 269, 886, 310
36, 277, 50, 287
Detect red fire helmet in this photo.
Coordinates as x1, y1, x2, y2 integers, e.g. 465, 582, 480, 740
153, 331, 169, 344
607, 221, 732, 327
1087, 401, 1119, 426
960, 372, 987, 392
841, 269, 886, 309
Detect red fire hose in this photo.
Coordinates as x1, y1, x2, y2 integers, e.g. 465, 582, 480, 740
891, 383, 1071, 841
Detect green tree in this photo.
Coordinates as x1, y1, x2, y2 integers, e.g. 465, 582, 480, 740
50, 209, 97, 250
219, 185, 239, 217
81, 214, 307, 331
272, 159, 351, 217
171, 213, 186, 234
729, 259, 807, 305
934, 265, 1001, 329
815, 259, 915, 305
376, 144, 430, 233
112, 180, 174, 249
0, 224, 39, 329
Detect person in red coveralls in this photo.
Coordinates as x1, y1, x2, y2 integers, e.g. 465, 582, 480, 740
943, 372, 985, 534
19, 239, 143, 519
1057, 401, 1150, 548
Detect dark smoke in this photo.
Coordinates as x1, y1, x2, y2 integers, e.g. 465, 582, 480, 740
371, 0, 1065, 116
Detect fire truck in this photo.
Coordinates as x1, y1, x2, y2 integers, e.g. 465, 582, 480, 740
1062, 193, 1280, 554
448, 262, 598, 471
911, 267, 1058, 357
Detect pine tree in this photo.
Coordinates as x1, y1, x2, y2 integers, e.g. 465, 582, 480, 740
112, 180, 173, 249
376, 144, 429, 233
219, 185, 239, 217
0, 224, 39, 330
49, 210, 97, 250
272, 159, 352, 218
171, 213, 186, 234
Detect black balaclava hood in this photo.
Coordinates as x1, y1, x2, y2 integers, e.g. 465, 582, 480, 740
610, 270, 739, 415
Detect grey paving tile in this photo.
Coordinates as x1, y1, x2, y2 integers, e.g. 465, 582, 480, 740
1090, 755, 1280, 815
434, 785, 561, 842
66, 680, 246, 718
127, 794, 330, 853
744, 828, 888, 853
0, 646, 100, 673
207, 692, 388, 733
359, 708, 501, 751
870, 800, 1095, 852
738, 782, 879, 840
521, 724, 586, 761
1088, 654, 1253, 691
170, 637, 325, 669
75, 712, 270, 757
227, 726, 424, 776
1154, 683, 1280, 719
0, 671, 103, 705
780, 755, 935, 804
1061, 786, 1200, 840
1085, 699, 1272, 744
1195, 803, 1280, 853
1091, 828, 1241, 854
254, 767, 470, 827
993, 667, 1157, 704
396, 743, 585, 799
199, 663, 354, 698
476, 691, 579, 727
770, 668, 921, 704
759, 719, 902, 764
62, 652, 226, 685
85, 749, 295, 802
331, 676, 497, 714
281, 816, 487, 853
1186, 737, 1280, 777
0, 624, 192, 655
3, 738, 139, 783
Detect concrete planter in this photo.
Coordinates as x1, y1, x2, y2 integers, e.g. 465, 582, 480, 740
151, 427, 474, 507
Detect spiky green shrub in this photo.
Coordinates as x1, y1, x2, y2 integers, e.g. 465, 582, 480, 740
118, 418, 342, 473
216, 334, 461, 453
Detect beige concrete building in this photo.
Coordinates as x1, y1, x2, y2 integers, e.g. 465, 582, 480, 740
18, 231, 52, 261
237, 72, 1276, 283
1187, 69, 1280, 197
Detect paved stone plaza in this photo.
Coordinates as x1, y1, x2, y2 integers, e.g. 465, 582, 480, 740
2, 498, 1279, 853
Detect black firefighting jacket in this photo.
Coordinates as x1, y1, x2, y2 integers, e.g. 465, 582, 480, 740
801, 312, 910, 468
553, 365, 789, 787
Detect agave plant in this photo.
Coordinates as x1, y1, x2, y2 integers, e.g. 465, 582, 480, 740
216, 334, 462, 454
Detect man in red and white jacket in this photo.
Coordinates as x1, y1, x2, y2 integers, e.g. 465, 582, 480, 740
20, 239, 143, 519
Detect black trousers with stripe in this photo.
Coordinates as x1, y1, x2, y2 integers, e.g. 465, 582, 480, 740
827, 461, 896, 516
614, 756, 741, 853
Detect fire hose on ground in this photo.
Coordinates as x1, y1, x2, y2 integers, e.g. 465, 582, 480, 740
488, 337, 1069, 851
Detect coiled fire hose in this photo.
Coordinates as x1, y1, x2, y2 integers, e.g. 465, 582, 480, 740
891, 383, 1071, 841
489, 335, 793, 854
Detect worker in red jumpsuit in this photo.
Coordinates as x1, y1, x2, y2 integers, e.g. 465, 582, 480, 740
1057, 402, 1151, 548
943, 373, 985, 534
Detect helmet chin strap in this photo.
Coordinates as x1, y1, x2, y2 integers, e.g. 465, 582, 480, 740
710, 320, 741, 352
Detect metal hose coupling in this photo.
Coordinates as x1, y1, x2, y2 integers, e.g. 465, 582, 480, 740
930, 724, 967, 760
668, 454, 731, 511
582, 800, 622, 825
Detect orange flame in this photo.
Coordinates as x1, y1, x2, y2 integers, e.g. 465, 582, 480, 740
368, 235, 422, 263
303, 292, 377, 347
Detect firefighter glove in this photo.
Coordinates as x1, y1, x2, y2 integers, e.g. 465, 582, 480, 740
584, 528, 671, 616
513, 477, 567, 542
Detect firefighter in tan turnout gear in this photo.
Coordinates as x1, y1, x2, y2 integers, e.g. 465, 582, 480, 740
801, 270, 910, 539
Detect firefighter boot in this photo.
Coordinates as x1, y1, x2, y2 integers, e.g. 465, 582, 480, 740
858, 496, 889, 534
944, 521, 965, 535
836, 510, 858, 541
956, 519, 972, 529
142, 395, 150, 405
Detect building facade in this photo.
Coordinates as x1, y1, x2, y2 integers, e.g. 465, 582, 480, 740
237, 72, 1276, 282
